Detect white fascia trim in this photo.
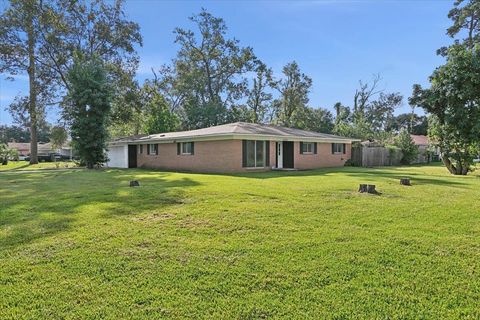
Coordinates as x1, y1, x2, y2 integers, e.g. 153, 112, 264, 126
109, 133, 360, 146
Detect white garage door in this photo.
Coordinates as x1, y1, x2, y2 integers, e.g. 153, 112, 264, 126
106, 145, 128, 168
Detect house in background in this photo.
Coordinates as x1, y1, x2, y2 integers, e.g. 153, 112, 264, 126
8, 142, 73, 160
106, 122, 359, 172
410, 134, 439, 163
7, 142, 30, 156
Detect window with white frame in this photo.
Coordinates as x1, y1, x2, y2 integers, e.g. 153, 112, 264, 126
181, 142, 193, 155
332, 143, 344, 154
245, 140, 265, 167
148, 144, 158, 155
301, 142, 314, 154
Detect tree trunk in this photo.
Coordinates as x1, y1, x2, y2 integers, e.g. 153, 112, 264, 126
358, 184, 368, 193
26, 3, 38, 165
441, 154, 456, 175
442, 155, 470, 175
366, 185, 377, 194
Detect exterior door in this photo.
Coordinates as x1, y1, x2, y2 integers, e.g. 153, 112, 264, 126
282, 141, 294, 169
128, 145, 137, 168
276, 142, 283, 169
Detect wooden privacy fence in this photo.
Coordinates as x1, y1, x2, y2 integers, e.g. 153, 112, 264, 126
351, 142, 403, 167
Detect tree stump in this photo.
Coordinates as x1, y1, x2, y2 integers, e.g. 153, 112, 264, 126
367, 185, 377, 194
400, 178, 411, 186
359, 184, 379, 194
129, 180, 140, 187
358, 184, 368, 193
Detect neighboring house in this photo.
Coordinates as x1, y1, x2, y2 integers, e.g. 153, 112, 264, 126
7, 142, 30, 156
106, 122, 359, 172
8, 142, 72, 159
410, 134, 439, 163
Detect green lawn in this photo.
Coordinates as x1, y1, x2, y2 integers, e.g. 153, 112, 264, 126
1, 165, 479, 319
0, 161, 78, 172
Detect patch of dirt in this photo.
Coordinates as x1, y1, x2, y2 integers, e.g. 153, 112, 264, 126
132, 212, 176, 222
177, 217, 213, 229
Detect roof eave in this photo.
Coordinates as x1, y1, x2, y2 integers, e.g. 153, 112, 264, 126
109, 133, 360, 146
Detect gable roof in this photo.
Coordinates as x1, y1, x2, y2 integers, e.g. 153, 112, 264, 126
8, 142, 71, 155
110, 122, 359, 145
7, 142, 30, 151
410, 134, 429, 145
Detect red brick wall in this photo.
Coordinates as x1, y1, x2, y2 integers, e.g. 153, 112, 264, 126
137, 140, 275, 173
293, 142, 351, 169
136, 139, 350, 172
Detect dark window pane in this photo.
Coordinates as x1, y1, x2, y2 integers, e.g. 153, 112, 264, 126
246, 140, 255, 167
256, 141, 265, 167
332, 143, 343, 153
182, 142, 192, 154
302, 142, 313, 153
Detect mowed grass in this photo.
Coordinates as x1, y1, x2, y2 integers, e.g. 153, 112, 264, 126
1, 164, 479, 319
0, 161, 78, 171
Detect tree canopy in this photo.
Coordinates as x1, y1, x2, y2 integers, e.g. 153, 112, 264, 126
410, 0, 480, 175
65, 55, 112, 168
410, 45, 480, 174
0, 0, 141, 163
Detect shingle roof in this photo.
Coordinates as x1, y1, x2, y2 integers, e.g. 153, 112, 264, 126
7, 142, 71, 154
110, 122, 358, 144
410, 134, 429, 145
7, 142, 30, 151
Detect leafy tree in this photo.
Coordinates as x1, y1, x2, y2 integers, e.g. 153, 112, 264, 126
393, 128, 419, 164
333, 102, 351, 125
226, 105, 252, 123
353, 74, 382, 123
272, 61, 312, 127
0, 0, 55, 164
246, 63, 273, 123
293, 107, 334, 133
168, 9, 257, 129
142, 85, 180, 134
34, 0, 142, 93
65, 55, 112, 169
410, 45, 480, 174
392, 113, 428, 135
0, 143, 18, 164
6, 95, 53, 141
50, 126, 68, 151
109, 77, 144, 137
365, 92, 403, 132
438, 0, 480, 55
410, 0, 480, 175
332, 75, 404, 140
0, 125, 29, 143
333, 116, 372, 141
1, 0, 141, 161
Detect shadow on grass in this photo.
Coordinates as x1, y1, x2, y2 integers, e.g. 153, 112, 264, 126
340, 170, 469, 188
0, 162, 31, 172
221, 165, 470, 188
130, 164, 469, 189
0, 169, 200, 249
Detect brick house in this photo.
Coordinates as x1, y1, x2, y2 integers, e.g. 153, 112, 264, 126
7, 142, 72, 159
106, 122, 359, 172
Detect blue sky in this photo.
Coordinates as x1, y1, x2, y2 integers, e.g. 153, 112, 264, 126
0, 0, 453, 125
